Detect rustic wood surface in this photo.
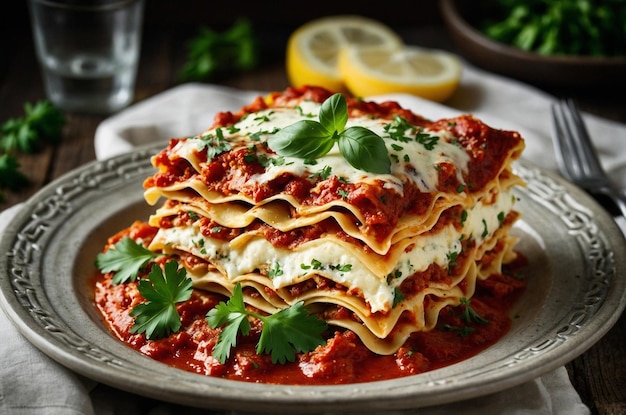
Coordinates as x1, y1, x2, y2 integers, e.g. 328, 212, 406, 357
1, 2, 625, 414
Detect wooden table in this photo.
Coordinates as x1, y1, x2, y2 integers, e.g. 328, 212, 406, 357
2, 3, 625, 414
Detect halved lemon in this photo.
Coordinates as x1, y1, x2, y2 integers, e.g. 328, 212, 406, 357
338, 45, 462, 102
286, 15, 404, 93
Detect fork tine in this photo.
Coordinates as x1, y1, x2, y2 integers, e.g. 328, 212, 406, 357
551, 98, 606, 183
551, 100, 578, 181
560, 98, 606, 177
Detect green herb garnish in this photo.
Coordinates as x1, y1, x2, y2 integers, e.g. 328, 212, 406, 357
130, 261, 193, 339
95, 237, 160, 284
0, 100, 65, 201
1, 100, 65, 154
268, 93, 391, 174
0, 154, 29, 201
206, 283, 328, 364
180, 18, 258, 82
459, 297, 489, 325
479, 0, 626, 56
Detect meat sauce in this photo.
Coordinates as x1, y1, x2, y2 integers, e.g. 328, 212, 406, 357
98, 86, 527, 385
143, 85, 523, 245
93, 223, 527, 386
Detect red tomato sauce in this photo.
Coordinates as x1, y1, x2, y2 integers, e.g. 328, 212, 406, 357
93, 224, 527, 386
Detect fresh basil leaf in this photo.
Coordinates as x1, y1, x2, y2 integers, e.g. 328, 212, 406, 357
339, 126, 391, 174
268, 120, 334, 159
318, 93, 348, 134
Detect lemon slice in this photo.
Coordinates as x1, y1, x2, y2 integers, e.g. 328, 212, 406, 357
338, 45, 463, 102
286, 15, 404, 93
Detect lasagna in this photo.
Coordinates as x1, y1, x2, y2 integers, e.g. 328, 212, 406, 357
134, 85, 525, 357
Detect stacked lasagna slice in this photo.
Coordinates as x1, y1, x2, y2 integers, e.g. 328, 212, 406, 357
142, 86, 525, 355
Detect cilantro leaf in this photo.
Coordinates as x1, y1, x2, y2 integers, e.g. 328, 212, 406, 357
130, 261, 193, 339
206, 283, 328, 364
95, 237, 160, 284
268, 93, 391, 174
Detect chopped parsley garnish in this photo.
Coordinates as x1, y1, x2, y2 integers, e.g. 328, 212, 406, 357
460, 209, 468, 224
198, 127, 232, 159
481, 219, 489, 238
392, 287, 405, 307
415, 129, 439, 150
268, 262, 284, 278
268, 93, 391, 174
299, 259, 351, 273
384, 115, 440, 150
498, 211, 506, 224
206, 283, 328, 364
446, 251, 459, 272
310, 165, 332, 180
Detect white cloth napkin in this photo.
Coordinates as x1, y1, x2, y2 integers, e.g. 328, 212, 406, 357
6, 60, 625, 414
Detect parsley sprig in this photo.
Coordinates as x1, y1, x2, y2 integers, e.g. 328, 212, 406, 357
130, 261, 193, 339
95, 236, 160, 284
268, 93, 391, 174
95, 238, 328, 364
1, 100, 65, 153
95, 238, 193, 339
206, 283, 328, 364
0, 100, 65, 201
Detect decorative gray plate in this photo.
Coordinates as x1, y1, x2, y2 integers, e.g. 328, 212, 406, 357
1, 145, 625, 413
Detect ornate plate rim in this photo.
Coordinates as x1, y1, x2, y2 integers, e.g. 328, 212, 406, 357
0, 145, 625, 412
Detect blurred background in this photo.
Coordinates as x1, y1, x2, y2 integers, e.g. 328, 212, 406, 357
1, 0, 443, 86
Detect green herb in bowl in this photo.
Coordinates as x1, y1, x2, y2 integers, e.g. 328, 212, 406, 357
478, 0, 626, 57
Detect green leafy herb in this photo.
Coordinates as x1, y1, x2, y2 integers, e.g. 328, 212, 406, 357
0, 100, 65, 200
130, 261, 193, 339
95, 237, 160, 284
198, 128, 232, 159
481, 219, 489, 238
442, 324, 474, 337
206, 283, 328, 364
0, 100, 65, 154
0, 154, 29, 201
479, 0, 626, 56
441, 297, 488, 336
392, 287, 406, 307
459, 297, 489, 325
415, 129, 439, 150
268, 93, 391, 174
267, 262, 284, 278
180, 18, 259, 82
446, 251, 459, 273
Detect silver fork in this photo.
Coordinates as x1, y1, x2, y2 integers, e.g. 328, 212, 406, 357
551, 98, 626, 220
